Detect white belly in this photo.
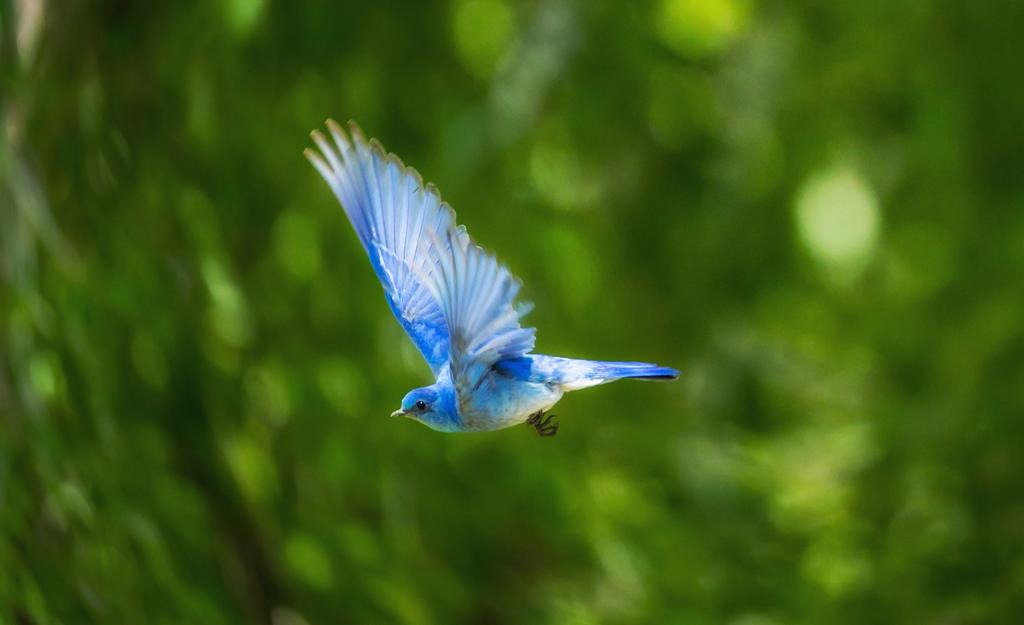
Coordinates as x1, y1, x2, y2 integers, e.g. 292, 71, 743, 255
460, 376, 564, 431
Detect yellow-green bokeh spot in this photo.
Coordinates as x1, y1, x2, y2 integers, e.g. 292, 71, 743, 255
366, 578, 431, 625
202, 257, 253, 348
223, 433, 278, 504
244, 361, 292, 427
28, 350, 64, 402
284, 533, 334, 591
530, 133, 602, 211
44, 481, 95, 531
654, 0, 748, 59
452, 0, 516, 79
802, 534, 871, 596
795, 165, 881, 284
223, 0, 265, 37
273, 208, 322, 281
758, 421, 878, 533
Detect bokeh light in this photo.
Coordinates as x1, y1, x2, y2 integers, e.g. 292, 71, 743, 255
224, 0, 265, 37
451, 0, 517, 79
654, 0, 748, 59
795, 164, 881, 282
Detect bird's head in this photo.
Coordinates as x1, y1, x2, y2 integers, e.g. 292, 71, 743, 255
392, 384, 458, 431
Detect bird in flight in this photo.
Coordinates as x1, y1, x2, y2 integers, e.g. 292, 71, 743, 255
304, 120, 677, 435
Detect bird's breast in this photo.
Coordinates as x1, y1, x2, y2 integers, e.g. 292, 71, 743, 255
460, 375, 563, 431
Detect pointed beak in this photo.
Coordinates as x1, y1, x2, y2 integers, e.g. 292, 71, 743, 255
390, 408, 407, 418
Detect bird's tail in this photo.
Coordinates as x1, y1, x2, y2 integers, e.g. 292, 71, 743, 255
556, 358, 679, 391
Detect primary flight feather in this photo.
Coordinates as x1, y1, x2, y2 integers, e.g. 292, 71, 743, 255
305, 120, 677, 435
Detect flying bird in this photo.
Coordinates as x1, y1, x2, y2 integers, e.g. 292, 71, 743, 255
304, 120, 677, 435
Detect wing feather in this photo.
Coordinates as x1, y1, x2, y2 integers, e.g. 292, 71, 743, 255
420, 227, 536, 393
305, 121, 452, 372
306, 120, 535, 392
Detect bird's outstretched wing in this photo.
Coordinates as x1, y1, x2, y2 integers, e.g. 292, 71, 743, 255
305, 120, 452, 373
422, 224, 535, 395
304, 121, 535, 388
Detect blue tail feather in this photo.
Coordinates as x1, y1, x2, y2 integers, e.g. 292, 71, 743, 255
494, 355, 678, 391
584, 360, 679, 381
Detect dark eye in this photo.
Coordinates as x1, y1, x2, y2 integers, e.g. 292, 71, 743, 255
415, 400, 427, 411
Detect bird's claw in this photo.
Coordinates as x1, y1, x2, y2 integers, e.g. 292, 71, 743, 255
526, 411, 559, 436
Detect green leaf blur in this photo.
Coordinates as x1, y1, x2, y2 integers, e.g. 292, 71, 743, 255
2, 0, 1023, 623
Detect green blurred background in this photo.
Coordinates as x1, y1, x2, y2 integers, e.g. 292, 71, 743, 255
3, 0, 1024, 623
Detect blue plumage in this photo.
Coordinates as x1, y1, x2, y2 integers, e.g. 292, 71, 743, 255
305, 121, 677, 434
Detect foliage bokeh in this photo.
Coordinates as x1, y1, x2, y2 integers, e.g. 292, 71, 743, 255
2, 0, 1024, 623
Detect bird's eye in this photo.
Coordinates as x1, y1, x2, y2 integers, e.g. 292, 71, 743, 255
415, 400, 427, 411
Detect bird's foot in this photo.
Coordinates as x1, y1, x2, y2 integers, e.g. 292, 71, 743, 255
526, 411, 559, 437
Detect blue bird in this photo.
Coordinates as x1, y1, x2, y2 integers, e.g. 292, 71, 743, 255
305, 120, 677, 435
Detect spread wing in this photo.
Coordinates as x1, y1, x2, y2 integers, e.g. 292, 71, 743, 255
422, 224, 535, 395
304, 120, 535, 388
305, 120, 452, 373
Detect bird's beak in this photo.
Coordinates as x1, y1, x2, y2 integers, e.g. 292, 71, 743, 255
390, 408, 407, 418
